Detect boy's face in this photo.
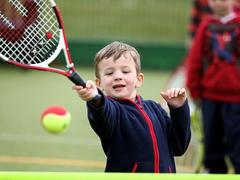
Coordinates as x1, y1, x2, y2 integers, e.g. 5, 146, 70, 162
96, 53, 144, 100
208, 0, 233, 17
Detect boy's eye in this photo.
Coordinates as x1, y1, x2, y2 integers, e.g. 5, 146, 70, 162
122, 69, 130, 74
105, 72, 113, 76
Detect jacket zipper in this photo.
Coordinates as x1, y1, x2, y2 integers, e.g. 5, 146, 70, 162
112, 96, 160, 172
131, 162, 138, 172
134, 96, 160, 173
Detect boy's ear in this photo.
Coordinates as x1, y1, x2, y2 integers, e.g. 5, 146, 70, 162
135, 73, 144, 88
95, 78, 101, 88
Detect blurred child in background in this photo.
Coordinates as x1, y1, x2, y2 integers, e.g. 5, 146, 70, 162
187, 0, 240, 174
188, 0, 240, 43
73, 41, 191, 173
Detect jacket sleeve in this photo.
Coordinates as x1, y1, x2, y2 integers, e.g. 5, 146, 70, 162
186, 20, 208, 100
168, 100, 191, 156
87, 91, 120, 139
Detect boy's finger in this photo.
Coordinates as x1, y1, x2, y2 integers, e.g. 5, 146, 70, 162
72, 85, 83, 90
86, 80, 95, 89
178, 88, 186, 96
160, 91, 165, 97
174, 88, 180, 97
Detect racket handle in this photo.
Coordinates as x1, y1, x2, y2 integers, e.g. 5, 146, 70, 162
69, 71, 86, 87
69, 71, 102, 104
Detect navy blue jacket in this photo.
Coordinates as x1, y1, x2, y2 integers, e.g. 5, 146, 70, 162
87, 92, 191, 173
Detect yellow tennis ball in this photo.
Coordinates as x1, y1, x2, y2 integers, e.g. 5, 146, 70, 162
41, 106, 71, 134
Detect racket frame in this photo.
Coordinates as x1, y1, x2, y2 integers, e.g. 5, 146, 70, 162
0, 0, 85, 86
0, 0, 101, 101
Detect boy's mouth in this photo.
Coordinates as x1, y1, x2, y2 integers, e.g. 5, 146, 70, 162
113, 84, 126, 89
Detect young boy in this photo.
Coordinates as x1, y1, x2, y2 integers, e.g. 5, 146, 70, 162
187, 0, 240, 174
73, 41, 191, 173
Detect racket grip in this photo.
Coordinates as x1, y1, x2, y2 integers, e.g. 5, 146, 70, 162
69, 71, 86, 87
69, 71, 102, 104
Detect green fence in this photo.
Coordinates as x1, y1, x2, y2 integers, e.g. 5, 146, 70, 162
59, 0, 191, 44
1, 0, 192, 69
56, 0, 191, 70
64, 40, 187, 70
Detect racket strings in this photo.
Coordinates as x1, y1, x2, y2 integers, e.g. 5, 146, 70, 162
0, 0, 60, 65
0, 12, 15, 29
9, 0, 28, 16
0, 0, 20, 29
0, 0, 37, 42
15, 4, 58, 64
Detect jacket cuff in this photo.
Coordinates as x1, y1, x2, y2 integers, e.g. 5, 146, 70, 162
168, 99, 189, 111
87, 89, 105, 109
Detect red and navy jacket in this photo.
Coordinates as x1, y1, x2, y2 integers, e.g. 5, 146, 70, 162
186, 14, 240, 102
87, 91, 191, 173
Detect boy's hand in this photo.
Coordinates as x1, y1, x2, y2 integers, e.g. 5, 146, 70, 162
72, 80, 99, 101
160, 88, 186, 108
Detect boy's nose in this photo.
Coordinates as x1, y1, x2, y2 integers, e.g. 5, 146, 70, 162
114, 71, 123, 80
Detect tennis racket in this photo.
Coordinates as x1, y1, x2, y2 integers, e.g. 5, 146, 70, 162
0, 0, 100, 101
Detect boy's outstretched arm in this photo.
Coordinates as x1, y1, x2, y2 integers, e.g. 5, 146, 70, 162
160, 88, 186, 108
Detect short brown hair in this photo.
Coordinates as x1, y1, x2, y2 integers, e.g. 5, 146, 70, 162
94, 41, 141, 78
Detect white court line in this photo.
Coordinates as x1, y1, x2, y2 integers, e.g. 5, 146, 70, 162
0, 133, 100, 146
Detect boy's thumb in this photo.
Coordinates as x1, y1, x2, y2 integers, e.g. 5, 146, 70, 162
86, 80, 96, 89
160, 92, 168, 100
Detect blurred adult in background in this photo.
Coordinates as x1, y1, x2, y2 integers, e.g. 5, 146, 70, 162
186, 0, 240, 174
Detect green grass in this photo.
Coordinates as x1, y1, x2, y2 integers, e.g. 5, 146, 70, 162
57, 0, 192, 44
0, 66, 170, 172
0, 172, 240, 180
